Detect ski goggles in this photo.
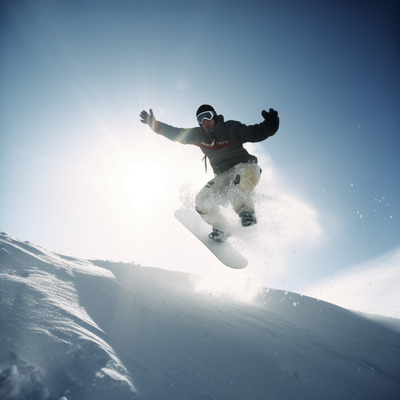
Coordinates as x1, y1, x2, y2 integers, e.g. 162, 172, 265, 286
197, 111, 214, 125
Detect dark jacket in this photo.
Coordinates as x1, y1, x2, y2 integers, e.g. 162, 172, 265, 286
154, 114, 277, 174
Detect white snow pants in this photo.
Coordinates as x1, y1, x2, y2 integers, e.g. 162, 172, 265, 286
195, 162, 261, 232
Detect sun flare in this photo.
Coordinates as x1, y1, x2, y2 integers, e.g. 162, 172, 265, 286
122, 162, 169, 211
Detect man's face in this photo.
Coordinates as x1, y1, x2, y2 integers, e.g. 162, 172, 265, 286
201, 118, 215, 132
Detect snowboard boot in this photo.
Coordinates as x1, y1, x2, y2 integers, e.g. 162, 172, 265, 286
239, 210, 257, 227
209, 227, 230, 242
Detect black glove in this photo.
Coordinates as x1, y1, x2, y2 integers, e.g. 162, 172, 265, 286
262, 108, 279, 133
140, 109, 157, 130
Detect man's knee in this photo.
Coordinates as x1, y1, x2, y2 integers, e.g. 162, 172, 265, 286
195, 178, 220, 212
238, 165, 260, 190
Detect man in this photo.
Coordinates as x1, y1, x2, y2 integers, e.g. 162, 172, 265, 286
140, 105, 279, 241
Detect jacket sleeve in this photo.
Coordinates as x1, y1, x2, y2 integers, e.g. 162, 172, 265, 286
227, 120, 278, 144
153, 121, 200, 145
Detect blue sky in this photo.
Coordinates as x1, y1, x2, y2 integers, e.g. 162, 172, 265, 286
1, 0, 399, 315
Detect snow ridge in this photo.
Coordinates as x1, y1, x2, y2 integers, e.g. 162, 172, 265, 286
0, 233, 136, 399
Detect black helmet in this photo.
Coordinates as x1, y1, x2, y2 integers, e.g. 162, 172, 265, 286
196, 104, 218, 125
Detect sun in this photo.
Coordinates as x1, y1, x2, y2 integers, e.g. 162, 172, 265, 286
122, 162, 169, 211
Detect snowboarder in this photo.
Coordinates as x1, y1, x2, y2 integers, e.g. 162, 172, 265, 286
140, 105, 279, 241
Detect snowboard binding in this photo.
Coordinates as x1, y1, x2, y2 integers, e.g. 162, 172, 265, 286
209, 227, 231, 242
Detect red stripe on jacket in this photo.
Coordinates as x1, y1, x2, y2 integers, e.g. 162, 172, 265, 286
199, 140, 234, 150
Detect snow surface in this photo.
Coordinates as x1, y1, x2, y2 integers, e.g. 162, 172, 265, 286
1, 232, 399, 400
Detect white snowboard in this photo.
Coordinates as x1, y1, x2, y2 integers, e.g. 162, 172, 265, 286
174, 208, 248, 269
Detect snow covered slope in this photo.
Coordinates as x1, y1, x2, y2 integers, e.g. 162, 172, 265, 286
1, 232, 399, 400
